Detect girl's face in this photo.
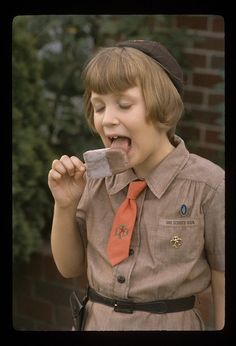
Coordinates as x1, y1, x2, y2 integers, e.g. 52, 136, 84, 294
91, 86, 173, 178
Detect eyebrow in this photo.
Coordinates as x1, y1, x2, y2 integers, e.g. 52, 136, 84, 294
90, 96, 104, 103
91, 91, 136, 102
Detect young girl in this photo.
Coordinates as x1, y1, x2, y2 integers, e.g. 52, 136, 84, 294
48, 40, 225, 330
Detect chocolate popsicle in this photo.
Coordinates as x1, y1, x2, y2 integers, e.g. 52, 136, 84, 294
83, 148, 130, 179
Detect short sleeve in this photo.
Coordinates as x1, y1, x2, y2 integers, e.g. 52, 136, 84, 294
204, 178, 225, 271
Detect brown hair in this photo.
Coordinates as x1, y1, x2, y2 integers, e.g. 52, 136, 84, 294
82, 46, 184, 138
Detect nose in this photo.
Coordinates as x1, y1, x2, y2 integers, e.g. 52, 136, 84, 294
102, 107, 120, 127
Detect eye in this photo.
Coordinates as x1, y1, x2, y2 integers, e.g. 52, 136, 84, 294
93, 105, 105, 113
118, 103, 132, 110
95, 107, 105, 113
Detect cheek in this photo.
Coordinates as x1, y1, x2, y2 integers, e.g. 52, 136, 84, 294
94, 116, 102, 133
134, 127, 156, 150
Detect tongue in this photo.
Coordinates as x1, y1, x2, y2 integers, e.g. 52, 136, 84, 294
111, 137, 130, 153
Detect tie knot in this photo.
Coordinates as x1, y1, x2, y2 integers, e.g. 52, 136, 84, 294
127, 180, 147, 200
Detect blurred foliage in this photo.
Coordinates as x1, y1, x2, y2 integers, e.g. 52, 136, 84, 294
13, 17, 55, 262
13, 14, 194, 262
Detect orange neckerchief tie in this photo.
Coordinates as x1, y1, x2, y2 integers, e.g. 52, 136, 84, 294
107, 180, 147, 266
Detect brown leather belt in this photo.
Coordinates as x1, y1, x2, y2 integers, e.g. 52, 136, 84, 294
88, 288, 195, 314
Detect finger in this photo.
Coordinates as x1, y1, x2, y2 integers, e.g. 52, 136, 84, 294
70, 156, 87, 183
70, 156, 86, 173
59, 155, 75, 176
48, 169, 62, 181
52, 159, 67, 175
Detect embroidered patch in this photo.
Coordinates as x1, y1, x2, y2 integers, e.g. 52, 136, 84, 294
115, 224, 129, 239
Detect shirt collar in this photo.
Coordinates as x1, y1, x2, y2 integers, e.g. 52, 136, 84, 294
146, 136, 189, 198
106, 136, 189, 198
105, 168, 137, 195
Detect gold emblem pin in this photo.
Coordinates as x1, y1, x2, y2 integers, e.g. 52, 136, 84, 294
170, 235, 182, 248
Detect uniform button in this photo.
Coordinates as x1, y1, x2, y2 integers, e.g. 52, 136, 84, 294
117, 275, 126, 284
129, 249, 134, 256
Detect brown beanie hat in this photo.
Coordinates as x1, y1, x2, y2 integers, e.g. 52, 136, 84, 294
116, 40, 184, 98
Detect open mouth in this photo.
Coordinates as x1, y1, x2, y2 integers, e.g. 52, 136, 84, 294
108, 136, 132, 153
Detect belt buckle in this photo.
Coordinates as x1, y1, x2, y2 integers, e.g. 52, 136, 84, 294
114, 300, 134, 314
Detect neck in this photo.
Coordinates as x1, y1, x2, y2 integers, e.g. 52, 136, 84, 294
133, 136, 175, 179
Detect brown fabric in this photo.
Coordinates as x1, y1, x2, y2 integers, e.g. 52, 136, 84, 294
76, 136, 225, 330
116, 40, 183, 97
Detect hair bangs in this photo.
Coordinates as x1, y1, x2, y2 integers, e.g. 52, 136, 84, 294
83, 48, 138, 94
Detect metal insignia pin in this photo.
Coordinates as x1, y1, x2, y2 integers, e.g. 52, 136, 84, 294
180, 204, 188, 216
170, 236, 183, 248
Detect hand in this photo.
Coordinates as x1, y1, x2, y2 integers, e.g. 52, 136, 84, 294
48, 155, 86, 208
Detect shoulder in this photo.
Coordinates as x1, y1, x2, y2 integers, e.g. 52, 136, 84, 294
179, 153, 224, 190
86, 174, 105, 192
78, 175, 106, 211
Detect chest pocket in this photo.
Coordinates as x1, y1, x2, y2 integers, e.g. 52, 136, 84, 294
153, 216, 204, 265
